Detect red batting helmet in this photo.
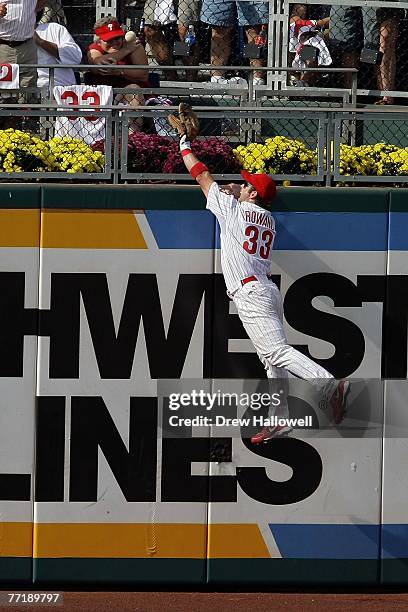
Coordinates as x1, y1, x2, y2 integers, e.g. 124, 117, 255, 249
240, 170, 277, 206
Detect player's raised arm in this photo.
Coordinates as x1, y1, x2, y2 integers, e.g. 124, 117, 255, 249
168, 103, 214, 198
178, 135, 214, 197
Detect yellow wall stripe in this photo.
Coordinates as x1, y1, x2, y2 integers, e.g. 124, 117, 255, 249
41, 210, 147, 249
208, 524, 270, 558
33, 523, 207, 559
0, 522, 33, 557
0, 522, 270, 559
0, 210, 39, 247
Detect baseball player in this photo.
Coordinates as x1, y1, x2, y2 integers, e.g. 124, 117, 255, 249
168, 105, 350, 443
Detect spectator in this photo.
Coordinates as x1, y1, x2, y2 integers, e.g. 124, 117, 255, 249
38, 0, 67, 26
289, 4, 329, 57
330, 6, 402, 104
200, 0, 269, 85
142, 0, 202, 81
0, 0, 46, 98
289, 4, 331, 87
35, 11, 82, 88
292, 30, 332, 86
87, 17, 149, 130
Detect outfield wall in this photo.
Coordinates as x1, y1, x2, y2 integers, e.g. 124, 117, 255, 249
0, 184, 407, 585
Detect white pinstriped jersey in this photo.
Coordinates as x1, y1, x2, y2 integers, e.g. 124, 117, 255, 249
53, 85, 113, 145
0, 0, 37, 41
207, 182, 276, 294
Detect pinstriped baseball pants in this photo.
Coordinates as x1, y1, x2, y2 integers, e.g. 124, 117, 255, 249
232, 280, 334, 382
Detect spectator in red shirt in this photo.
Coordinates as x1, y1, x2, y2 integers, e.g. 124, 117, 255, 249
87, 17, 149, 130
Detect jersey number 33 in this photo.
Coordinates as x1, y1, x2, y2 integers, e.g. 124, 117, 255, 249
243, 225, 275, 259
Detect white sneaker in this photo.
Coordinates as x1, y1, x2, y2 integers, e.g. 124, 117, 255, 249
210, 75, 247, 86
253, 76, 265, 86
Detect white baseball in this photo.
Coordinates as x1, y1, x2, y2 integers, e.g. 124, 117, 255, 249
125, 31, 137, 42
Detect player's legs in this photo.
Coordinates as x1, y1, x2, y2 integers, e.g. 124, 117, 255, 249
251, 364, 292, 443
234, 281, 348, 437
265, 365, 289, 420
234, 281, 350, 435
233, 281, 335, 383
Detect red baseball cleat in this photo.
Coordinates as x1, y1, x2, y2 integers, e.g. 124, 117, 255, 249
251, 424, 292, 444
330, 380, 351, 425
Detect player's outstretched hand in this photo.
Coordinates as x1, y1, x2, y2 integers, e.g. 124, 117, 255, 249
167, 102, 200, 141
167, 111, 186, 137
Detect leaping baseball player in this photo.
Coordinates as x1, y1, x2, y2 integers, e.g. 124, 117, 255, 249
168, 104, 350, 444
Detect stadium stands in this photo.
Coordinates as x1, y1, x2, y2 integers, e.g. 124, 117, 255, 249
0, 0, 406, 183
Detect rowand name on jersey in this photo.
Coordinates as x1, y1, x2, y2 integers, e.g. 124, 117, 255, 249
244, 210, 275, 230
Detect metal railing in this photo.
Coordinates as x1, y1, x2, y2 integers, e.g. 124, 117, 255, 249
30, 63, 359, 102
0, 101, 407, 184
0, 63, 406, 184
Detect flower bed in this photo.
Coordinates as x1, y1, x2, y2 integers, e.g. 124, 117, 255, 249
49, 137, 104, 173
339, 143, 408, 176
126, 134, 241, 174
234, 136, 317, 175
235, 138, 408, 178
0, 129, 53, 173
0, 129, 104, 173
1, 129, 408, 180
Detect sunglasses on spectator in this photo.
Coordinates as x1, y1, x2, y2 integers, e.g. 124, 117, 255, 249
107, 36, 123, 45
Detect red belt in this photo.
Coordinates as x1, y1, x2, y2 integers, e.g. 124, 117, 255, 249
241, 274, 273, 286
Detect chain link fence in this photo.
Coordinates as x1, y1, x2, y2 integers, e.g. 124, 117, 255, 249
0, 0, 406, 184
0, 106, 112, 178
119, 107, 325, 181
284, 0, 408, 106
333, 110, 408, 182
22, 0, 408, 103
31, 0, 408, 98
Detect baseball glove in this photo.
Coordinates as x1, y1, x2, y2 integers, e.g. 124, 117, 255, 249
167, 102, 200, 141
